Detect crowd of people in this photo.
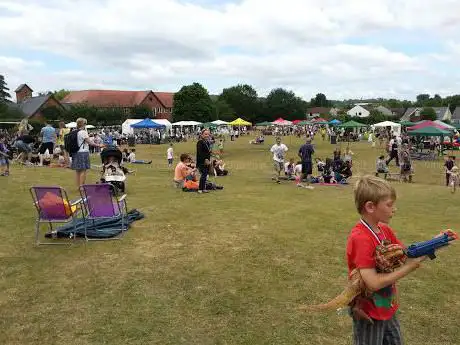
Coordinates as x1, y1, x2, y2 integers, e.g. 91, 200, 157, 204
1, 119, 459, 195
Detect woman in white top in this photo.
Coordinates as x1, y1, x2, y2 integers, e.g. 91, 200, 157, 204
71, 118, 103, 187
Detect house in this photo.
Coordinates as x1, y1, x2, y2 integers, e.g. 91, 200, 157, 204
306, 107, 331, 119
152, 92, 174, 120
13, 84, 65, 121
452, 107, 460, 125
390, 108, 407, 118
347, 105, 370, 118
375, 105, 393, 117
401, 107, 452, 122
62, 90, 174, 121
329, 107, 340, 116
400, 107, 419, 121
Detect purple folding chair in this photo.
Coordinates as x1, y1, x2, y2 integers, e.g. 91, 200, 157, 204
30, 186, 82, 246
79, 184, 128, 241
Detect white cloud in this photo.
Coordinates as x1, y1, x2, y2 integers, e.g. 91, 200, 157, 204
0, 0, 459, 100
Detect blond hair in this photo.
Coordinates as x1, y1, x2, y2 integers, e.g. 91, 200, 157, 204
354, 175, 396, 213
76, 118, 87, 129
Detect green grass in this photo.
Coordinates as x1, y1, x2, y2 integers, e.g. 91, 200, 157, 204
0, 137, 459, 345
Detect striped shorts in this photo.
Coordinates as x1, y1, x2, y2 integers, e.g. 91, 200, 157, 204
353, 315, 402, 345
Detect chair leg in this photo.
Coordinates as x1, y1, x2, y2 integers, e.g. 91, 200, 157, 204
72, 220, 78, 244
84, 222, 89, 242
35, 220, 40, 246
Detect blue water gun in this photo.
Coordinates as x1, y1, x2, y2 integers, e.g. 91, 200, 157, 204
405, 230, 458, 260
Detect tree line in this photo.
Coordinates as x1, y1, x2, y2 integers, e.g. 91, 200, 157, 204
1, 74, 460, 125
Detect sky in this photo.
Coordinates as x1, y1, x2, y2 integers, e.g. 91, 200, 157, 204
0, 0, 459, 101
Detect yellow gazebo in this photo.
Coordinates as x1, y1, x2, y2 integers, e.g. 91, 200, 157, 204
229, 118, 252, 126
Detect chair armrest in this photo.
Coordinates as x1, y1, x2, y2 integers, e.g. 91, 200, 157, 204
70, 198, 83, 206
117, 194, 127, 202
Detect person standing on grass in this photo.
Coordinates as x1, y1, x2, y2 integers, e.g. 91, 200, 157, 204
386, 136, 399, 167
71, 118, 103, 188
346, 176, 436, 345
57, 121, 70, 167
270, 137, 288, 184
39, 121, 56, 166
196, 129, 212, 193
298, 137, 314, 189
444, 156, 455, 186
167, 143, 174, 168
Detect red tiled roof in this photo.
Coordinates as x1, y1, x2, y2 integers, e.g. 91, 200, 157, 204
307, 107, 331, 114
153, 92, 174, 108
62, 90, 151, 107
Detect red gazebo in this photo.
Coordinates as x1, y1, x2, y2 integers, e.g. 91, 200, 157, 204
407, 120, 450, 131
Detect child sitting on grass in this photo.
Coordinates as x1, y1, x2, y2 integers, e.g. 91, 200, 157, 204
284, 158, 296, 179
347, 176, 433, 345
376, 155, 388, 174
174, 154, 196, 189
316, 158, 325, 173
127, 149, 152, 164
212, 158, 228, 176
322, 158, 335, 184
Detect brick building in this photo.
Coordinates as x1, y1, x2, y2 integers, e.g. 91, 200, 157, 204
62, 90, 174, 121
13, 84, 65, 121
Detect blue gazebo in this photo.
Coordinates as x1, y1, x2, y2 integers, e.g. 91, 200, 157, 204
131, 118, 165, 144
329, 119, 341, 125
130, 118, 165, 129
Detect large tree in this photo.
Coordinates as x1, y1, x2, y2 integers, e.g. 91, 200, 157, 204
264, 88, 308, 121
363, 109, 387, 125
173, 83, 214, 122
415, 93, 430, 106
310, 93, 332, 107
0, 75, 11, 103
218, 84, 259, 122
420, 107, 437, 121
67, 104, 98, 123
212, 98, 235, 122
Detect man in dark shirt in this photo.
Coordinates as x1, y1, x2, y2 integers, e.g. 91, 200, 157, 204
196, 129, 212, 193
298, 137, 315, 188
386, 136, 399, 167
444, 156, 455, 186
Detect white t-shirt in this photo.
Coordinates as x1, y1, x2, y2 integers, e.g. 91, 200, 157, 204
167, 147, 174, 159
270, 143, 288, 162
128, 152, 136, 162
294, 164, 302, 174
284, 162, 292, 173
77, 130, 89, 152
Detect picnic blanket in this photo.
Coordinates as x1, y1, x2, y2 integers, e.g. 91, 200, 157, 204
44, 209, 144, 239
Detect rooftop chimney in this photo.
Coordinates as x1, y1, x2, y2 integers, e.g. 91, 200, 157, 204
15, 84, 33, 103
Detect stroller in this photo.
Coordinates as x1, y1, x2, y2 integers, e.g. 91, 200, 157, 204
100, 146, 129, 195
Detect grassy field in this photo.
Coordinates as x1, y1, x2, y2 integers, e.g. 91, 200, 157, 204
0, 136, 459, 345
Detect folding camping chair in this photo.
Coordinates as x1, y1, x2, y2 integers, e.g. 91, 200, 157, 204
30, 186, 82, 246
79, 184, 129, 241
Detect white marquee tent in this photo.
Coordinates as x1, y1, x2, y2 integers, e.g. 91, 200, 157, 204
122, 119, 172, 135
211, 120, 229, 125
65, 122, 95, 129
372, 121, 401, 136
172, 121, 203, 126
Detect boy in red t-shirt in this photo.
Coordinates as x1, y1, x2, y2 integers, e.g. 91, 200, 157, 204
347, 175, 427, 345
